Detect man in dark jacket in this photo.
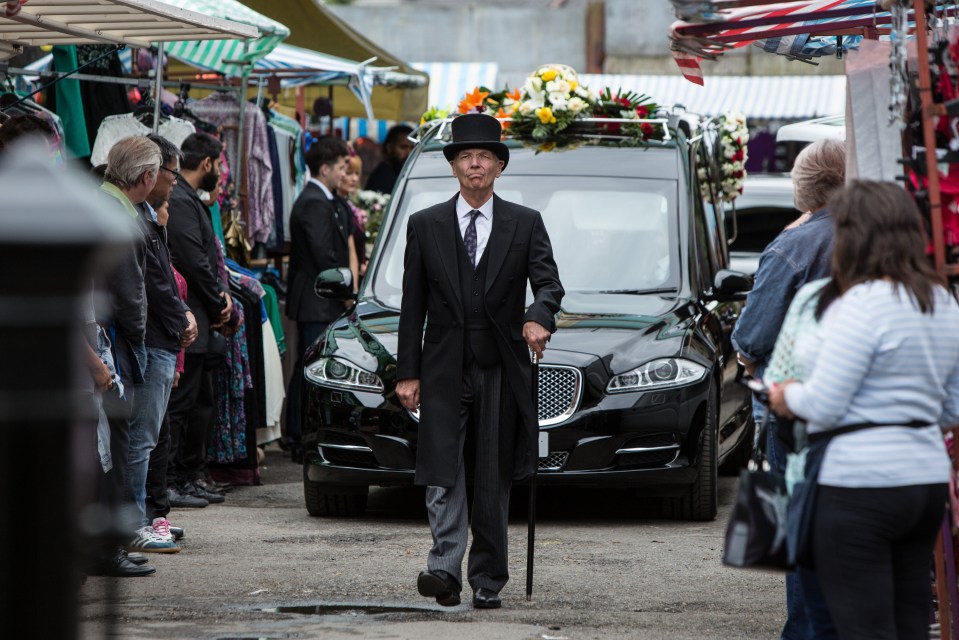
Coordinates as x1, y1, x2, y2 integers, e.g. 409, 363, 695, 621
165, 132, 230, 507
364, 124, 413, 194
285, 136, 352, 460
397, 114, 564, 610
97, 135, 158, 562
126, 134, 199, 553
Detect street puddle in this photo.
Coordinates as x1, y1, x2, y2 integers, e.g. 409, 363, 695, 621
260, 603, 439, 617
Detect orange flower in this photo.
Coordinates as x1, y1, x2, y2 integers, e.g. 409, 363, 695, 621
458, 87, 490, 114
494, 107, 511, 130
506, 88, 521, 102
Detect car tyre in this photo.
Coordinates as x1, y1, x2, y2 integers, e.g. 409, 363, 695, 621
666, 382, 718, 521
303, 465, 369, 517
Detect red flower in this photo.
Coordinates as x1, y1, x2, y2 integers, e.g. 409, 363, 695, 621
732, 149, 744, 162
636, 106, 649, 118
615, 97, 631, 107
640, 123, 654, 137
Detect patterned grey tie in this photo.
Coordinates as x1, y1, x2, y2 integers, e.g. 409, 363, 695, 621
464, 209, 480, 268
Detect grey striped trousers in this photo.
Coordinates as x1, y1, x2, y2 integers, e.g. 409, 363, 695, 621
425, 359, 514, 594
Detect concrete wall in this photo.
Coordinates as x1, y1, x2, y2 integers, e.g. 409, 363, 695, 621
330, 0, 844, 79
329, 3, 587, 82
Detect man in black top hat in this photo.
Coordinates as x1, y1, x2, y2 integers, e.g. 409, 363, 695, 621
396, 113, 564, 610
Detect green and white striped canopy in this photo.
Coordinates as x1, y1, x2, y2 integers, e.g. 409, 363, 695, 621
161, 0, 289, 77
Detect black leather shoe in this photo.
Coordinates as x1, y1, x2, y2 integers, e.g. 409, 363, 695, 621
472, 587, 501, 609
183, 481, 225, 504
90, 551, 156, 577
417, 570, 461, 607
167, 486, 208, 508
126, 552, 149, 566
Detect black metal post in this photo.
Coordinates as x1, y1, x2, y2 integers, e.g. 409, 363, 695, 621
0, 144, 135, 638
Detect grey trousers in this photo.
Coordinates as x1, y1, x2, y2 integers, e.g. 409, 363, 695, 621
425, 360, 514, 594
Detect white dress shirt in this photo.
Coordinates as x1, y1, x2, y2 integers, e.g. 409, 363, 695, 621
309, 177, 334, 200
456, 194, 493, 267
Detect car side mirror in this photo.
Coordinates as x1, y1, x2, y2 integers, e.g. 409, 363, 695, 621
712, 269, 753, 301
314, 267, 356, 301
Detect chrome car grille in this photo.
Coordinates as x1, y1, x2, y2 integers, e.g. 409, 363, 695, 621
537, 365, 582, 426
538, 451, 569, 472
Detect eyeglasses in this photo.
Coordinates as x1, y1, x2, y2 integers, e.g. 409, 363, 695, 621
159, 166, 181, 181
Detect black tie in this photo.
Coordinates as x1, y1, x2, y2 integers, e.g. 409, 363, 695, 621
465, 209, 480, 268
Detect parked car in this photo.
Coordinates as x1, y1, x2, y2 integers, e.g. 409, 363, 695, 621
727, 173, 802, 275
301, 114, 755, 521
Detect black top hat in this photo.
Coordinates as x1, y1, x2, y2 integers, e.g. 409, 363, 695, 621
442, 113, 509, 169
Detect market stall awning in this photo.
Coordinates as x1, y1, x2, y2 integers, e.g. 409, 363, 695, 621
239, 0, 428, 122
580, 73, 845, 120
668, 0, 899, 84
412, 62, 499, 112
159, 0, 288, 77
0, 0, 259, 56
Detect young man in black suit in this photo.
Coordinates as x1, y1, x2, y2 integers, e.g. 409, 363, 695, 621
285, 136, 354, 460
397, 113, 564, 610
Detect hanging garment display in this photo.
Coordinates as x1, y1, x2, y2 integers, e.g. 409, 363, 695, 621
90, 113, 196, 167
189, 92, 275, 245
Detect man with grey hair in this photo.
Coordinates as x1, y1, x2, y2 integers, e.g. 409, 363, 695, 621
731, 137, 846, 640
123, 134, 199, 554
95, 135, 160, 574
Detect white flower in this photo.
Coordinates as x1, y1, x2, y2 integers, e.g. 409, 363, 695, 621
548, 93, 569, 111
567, 97, 587, 114
525, 76, 543, 93
574, 86, 589, 98
518, 100, 538, 116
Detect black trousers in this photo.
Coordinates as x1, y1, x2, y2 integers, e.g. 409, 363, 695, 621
284, 321, 327, 445
813, 483, 947, 640
145, 411, 171, 520
100, 386, 134, 509
165, 353, 214, 487
425, 359, 516, 593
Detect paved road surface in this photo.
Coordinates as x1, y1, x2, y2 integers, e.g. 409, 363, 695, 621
79, 448, 787, 639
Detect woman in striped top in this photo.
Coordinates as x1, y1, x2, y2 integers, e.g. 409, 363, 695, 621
770, 180, 959, 640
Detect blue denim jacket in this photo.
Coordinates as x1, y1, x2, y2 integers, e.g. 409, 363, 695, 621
731, 208, 834, 379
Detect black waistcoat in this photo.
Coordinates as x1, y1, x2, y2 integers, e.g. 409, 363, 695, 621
455, 227, 498, 368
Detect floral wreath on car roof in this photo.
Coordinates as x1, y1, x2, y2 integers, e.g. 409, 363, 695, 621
697, 112, 749, 205
420, 64, 667, 152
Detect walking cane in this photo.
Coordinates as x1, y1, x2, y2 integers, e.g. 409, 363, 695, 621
526, 350, 539, 602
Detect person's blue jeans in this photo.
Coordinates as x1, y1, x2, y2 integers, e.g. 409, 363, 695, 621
753, 400, 838, 639
128, 347, 178, 527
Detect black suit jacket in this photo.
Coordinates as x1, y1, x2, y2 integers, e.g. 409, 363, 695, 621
166, 180, 226, 354
397, 193, 564, 487
287, 182, 352, 323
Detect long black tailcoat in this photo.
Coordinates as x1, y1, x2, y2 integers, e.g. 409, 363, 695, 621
397, 193, 564, 487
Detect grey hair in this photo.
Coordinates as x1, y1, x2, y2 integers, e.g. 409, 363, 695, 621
790, 138, 846, 212
105, 136, 161, 189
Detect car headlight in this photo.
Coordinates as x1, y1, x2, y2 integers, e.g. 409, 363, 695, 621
607, 358, 707, 393
305, 357, 384, 392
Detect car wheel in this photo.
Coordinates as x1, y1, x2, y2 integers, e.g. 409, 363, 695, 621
667, 382, 718, 521
303, 465, 369, 517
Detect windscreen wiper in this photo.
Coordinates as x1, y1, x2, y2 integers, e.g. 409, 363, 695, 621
595, 287, 678, 295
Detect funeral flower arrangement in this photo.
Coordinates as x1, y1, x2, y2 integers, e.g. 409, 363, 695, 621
698, 112, 749, 204
419, 64, 667, 150
355, 189, 391, 242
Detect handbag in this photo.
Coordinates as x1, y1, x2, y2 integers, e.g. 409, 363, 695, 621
722, 404, 790, 570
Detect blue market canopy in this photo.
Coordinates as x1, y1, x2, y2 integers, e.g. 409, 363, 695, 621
580, 73, 845, 120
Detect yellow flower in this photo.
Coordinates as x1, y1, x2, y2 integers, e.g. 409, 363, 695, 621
540, 68, 558, 82
535, 107, 557, 124
569, 80, 578, 91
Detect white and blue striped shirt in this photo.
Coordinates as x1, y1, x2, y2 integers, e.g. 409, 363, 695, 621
784, 280, 959, 488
